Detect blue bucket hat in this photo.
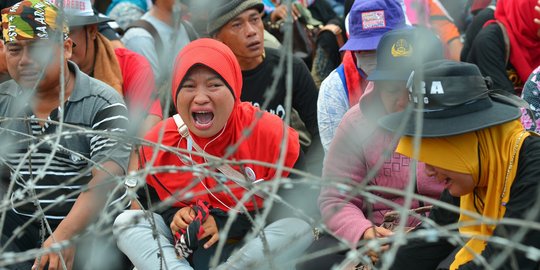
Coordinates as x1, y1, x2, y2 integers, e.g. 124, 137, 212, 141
340, 0, 407, 52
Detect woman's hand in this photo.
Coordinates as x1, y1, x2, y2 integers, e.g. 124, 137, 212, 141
361, 226, 393, 264
200, 215, 219, 249
170, 206, 195, 233
362, 225, 393, 240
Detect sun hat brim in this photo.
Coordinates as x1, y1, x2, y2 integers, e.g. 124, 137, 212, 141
68, 15, 112, 27
340, 35, 382, 51
378, 100, 522, 137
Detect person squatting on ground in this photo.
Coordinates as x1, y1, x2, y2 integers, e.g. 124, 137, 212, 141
113, 38, 313, 270
298, 27, 446, 270
379, 60, 540, 269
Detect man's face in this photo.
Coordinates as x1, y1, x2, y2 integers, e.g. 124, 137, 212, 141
215, 9, 264, 66
5, 39, 72, 90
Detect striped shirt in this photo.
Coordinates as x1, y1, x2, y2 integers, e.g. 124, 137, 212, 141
0, 62, 130, 221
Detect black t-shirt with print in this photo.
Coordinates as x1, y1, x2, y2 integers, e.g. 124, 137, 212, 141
240, 48, 319, 138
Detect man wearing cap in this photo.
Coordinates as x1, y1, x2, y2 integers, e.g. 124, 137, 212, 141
378, 60, 540, 270
0, 1, 130, 269
59, 0, 163, 137
298, 27, 446, 270
208, 0, 320, 158
317, 0, 408, 153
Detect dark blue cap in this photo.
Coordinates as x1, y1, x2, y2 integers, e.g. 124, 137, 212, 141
368, 27, 444, 81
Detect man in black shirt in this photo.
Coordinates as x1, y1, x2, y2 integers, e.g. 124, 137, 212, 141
207, 0, 320, 158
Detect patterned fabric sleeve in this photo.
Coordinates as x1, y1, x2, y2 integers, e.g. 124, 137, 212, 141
317, 70, 349, 153
520, 66, 540, 133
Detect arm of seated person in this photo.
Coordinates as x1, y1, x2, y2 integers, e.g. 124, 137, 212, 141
318, 107, 381, 247
34, 161, 124, 270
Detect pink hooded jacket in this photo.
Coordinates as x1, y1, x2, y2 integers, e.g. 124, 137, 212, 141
319, 82, 444, 246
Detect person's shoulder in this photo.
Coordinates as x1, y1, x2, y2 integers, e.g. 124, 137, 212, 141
522, 134, 540, 152
256, 47, 280, 70
121, 16, 154, 41
72, 65, 124, 104
244, 105, 286, 135
122, 27, 153, 39
475, 22, 503, 41
467, 23, 505, 60
517, 134, 540, 175
340, 105, 367, 128
342, 105, 362, 120
114, 47, 152, 69
320, 70, 342, 91
264, 47, 281, 59
257, 114, 294, 142
319, 71, 345, 105
263, 47, 305, 64
336, 104, 376, 139
114, 47, 135, 58
88, 78, 123, 101
143, 117, 177, 142
0, 80, 20, 106
142, 13, 165, 29
511, 134, 540, 192
0, 80, 19, 95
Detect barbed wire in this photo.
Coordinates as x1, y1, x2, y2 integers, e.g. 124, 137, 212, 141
0, 0, 539, 269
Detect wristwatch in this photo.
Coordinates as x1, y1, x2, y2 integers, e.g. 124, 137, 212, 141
124, 176, 138, 189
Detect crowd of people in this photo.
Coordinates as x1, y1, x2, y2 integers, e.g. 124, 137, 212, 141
0, 0, 539, 269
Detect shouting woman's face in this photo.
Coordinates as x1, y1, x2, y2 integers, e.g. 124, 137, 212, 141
176, 65, 235, 138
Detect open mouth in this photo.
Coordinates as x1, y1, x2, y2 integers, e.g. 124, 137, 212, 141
192, 111, 214, 130
247, 41, 261, 50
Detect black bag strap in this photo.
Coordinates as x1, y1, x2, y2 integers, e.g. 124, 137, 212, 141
125, 20, 164, 54
180, 20, 199, 41
496, 21, 510, 66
